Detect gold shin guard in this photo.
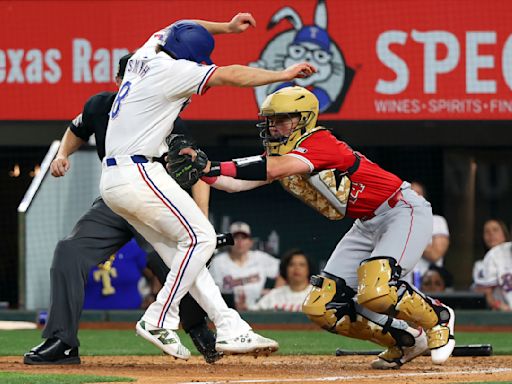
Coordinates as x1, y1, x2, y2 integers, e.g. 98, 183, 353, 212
302, 275, 340, 331
336, 314, 396, 347
395, 290, 439, 329
356, 257, 441, 331
303, 275, 396, 347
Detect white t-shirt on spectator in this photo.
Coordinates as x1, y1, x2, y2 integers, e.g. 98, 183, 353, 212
415, 215, 450, 277
473, 242, 512, 307
209, 250, 280, 308
249, 284, 313, 312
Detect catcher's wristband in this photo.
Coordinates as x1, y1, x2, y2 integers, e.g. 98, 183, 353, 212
201, 175, 218, 185
204, 156, 267, 181
201, 161, 225, 184
205, 161, 222, 177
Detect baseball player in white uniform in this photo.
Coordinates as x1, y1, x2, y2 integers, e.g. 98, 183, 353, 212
100, 16, 316, 359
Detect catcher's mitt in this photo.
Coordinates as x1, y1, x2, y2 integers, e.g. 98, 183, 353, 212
166, 134, 208, 189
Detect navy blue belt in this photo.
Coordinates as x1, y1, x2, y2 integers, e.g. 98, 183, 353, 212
106, 155, 149, 167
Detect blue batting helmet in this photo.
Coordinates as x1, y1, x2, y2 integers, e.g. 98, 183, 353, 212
159, 21, 214, 64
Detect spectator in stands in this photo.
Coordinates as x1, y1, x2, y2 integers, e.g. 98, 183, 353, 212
209, 222, 280, 311
410, 181, 450, 284
473, 219, 510, 292
482, 219, 510, 252
83, 238, 157, 309
420, 264, 454, 294
473, 241, 512, 311
250, 249, 313, 312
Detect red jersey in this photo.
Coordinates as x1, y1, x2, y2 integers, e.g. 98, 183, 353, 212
288, 130, 402, 219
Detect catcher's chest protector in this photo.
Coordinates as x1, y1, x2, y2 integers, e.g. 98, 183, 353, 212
274, 127, 352, 220
279, 170, 351, 220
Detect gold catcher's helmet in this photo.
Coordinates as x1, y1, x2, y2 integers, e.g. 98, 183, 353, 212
258, 86, 319, 155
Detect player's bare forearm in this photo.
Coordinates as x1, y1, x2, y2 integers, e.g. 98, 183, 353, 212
210, 176, 269, 193
208, 63, 316, 88
193, 13, 256, 35
192, 20, 231, 34
191, 179, 210, 217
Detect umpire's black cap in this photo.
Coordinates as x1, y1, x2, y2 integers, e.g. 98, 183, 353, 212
117, 52, 134, 79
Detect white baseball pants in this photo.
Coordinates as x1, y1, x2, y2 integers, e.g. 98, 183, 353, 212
100, 158, 250, 340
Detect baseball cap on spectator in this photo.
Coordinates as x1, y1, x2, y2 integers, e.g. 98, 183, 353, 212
230, 222, 251, 237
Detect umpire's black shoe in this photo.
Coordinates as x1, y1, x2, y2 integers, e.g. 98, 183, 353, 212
188, 323, 223, 364
24, 338, 81, 365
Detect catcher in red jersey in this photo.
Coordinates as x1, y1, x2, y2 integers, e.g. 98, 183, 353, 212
174, 86, 456, 369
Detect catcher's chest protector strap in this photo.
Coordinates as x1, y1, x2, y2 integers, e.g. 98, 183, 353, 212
347, 152, 360, 175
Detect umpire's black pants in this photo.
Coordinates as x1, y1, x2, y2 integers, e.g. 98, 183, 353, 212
42, 197, 208, 347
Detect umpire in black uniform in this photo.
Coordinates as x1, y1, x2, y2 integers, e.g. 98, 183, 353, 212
24, 53, 221, 365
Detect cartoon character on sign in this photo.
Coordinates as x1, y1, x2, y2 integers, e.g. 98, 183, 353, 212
250, 0, 354, 113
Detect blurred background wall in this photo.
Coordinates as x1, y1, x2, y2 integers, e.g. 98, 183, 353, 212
1, 0, 511, 307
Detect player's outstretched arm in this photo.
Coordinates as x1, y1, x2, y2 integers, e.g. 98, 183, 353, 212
193, 13, 256, 35
266, 156, 310, 180
207, 63, 317, 88
202, 153, 310, 190
51, 127, 86, 177
204, 176, 270, 193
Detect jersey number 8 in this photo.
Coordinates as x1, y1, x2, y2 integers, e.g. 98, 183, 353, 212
110, 81, 132, 119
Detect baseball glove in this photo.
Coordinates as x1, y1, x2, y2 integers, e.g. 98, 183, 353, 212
166, 134, 208, 189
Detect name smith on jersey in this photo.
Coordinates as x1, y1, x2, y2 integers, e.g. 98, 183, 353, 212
127, 59, 150, 78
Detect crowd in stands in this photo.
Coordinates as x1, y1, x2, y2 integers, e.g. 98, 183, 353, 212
208, 221, 281, 311
82, 215, 511, 313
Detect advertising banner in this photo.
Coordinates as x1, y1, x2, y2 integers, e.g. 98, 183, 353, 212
1, 0, 511, 120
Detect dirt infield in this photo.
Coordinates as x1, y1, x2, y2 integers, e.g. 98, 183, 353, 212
79, 322, 512, 332
2, 355, 512, 384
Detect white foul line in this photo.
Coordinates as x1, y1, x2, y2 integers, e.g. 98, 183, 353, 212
178, 367, 512, 384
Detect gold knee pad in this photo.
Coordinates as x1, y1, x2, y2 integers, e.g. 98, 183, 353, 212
356, 258, 398, 313
395, 290, 439, 330
302, 275, 339, 331
335, 315, 396, 347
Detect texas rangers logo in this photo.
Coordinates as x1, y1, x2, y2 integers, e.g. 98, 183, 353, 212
250, 0, 354, 113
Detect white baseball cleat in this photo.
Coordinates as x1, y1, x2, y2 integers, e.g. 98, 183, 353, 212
371, 328, 428, 369
429, 305, 455, 364
136, 320, 191, 360
215, 330, 279, 355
